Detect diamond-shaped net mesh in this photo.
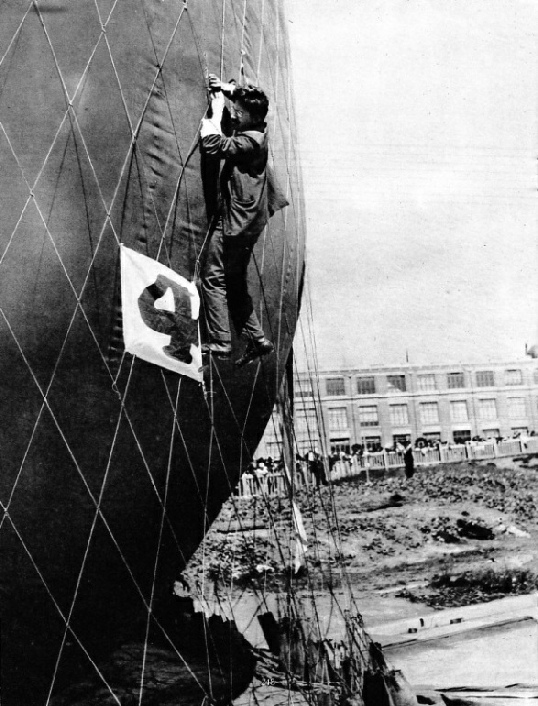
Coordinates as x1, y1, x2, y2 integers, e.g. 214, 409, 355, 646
0, 0, 305, 702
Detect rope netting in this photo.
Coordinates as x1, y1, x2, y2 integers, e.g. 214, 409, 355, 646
0, 1, 355, 704
191, 300, 376, 706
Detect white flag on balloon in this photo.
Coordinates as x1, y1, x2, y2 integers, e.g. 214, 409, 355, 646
120, 245, 202, 382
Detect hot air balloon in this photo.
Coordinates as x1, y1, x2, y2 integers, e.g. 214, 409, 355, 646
0, 1, 304, 702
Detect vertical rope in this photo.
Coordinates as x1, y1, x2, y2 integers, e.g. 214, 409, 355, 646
239, 0, 247, 81
255, 0, 266, 83
220, 0, 226, 79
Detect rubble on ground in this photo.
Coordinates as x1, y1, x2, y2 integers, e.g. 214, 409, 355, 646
419, 514, 494, 543
186, 461, 538, 600
374, 464, 538, 525
398, 568, 538, 608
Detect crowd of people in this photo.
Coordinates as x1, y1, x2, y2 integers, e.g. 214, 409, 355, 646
240, 430, 537, 495
242, 451, 329, 490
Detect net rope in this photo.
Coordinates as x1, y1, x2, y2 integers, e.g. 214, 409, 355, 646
0, 0, 308, 702
0, 1, 210, 701
0, 305, 215, 702
199, 3, 372, 688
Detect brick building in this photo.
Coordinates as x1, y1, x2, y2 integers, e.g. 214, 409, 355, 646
259, 359, 538, 458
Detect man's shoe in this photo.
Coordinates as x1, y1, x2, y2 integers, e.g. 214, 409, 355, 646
235, 338, 274, 367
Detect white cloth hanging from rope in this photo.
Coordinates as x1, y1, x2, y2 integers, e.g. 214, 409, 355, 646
292, 498, 308, 572
120, 245, 202, 381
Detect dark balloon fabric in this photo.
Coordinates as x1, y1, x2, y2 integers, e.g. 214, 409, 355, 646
0, 1, 305, 702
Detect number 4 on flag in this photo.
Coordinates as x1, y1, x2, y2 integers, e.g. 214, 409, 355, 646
120, 245, 202, 382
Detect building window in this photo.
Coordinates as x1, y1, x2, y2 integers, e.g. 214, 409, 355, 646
508, 397, 527, 418
479, 398, 497, 420
387, 375, 406, 393
450, 401, 469, 422
512, 426, 528, 436
476, 370, 495, 387
326, 377, 345, 396
505, 369, 523, 386
453, 429, 471, 444
483, 429, 499, 439
265, 441, 282, 459
447, 372, 465, 389
328, 407, 348, 432
423, 431, 441, 442
331, 441, 351, 454
295, 388, 313, 398
363, 436, 381, 451
417, 374, 436, 392
420, 402, 439, 425
393, 433, 411, 446
357, 376, 376, 395
359, 406, 379, 427
390, 404, 409, 425
295, 409, 318, 435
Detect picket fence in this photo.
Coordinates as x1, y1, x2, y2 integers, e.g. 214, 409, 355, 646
235, 436, 538, 498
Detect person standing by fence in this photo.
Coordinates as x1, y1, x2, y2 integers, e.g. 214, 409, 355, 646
403, 441, 415, 480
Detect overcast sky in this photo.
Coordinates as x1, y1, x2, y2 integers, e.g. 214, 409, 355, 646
287, 0, 538, 371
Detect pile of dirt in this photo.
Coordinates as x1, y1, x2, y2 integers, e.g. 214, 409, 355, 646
375, 464, 538, 525
397, 568, 538, 608
420, 514, 494, 543
186, 525, 279, 587
186, 461, 538, 596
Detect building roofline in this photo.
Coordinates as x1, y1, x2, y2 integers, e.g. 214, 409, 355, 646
296, 359, 537, 377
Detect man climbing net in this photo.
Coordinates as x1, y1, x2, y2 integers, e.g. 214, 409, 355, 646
199, 73, 277, 368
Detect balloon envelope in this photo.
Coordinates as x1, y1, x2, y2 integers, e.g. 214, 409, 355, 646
0, 1, 305, 702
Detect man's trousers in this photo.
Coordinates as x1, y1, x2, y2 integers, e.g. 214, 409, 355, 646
200, 224, 265, 351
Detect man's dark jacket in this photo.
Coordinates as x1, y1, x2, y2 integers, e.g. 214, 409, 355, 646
201, 127, 269, 238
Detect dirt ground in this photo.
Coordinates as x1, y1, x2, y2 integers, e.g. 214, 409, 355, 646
187, 455, 538, 608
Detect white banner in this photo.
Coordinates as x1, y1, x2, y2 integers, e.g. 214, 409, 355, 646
120, 245, 202, 381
